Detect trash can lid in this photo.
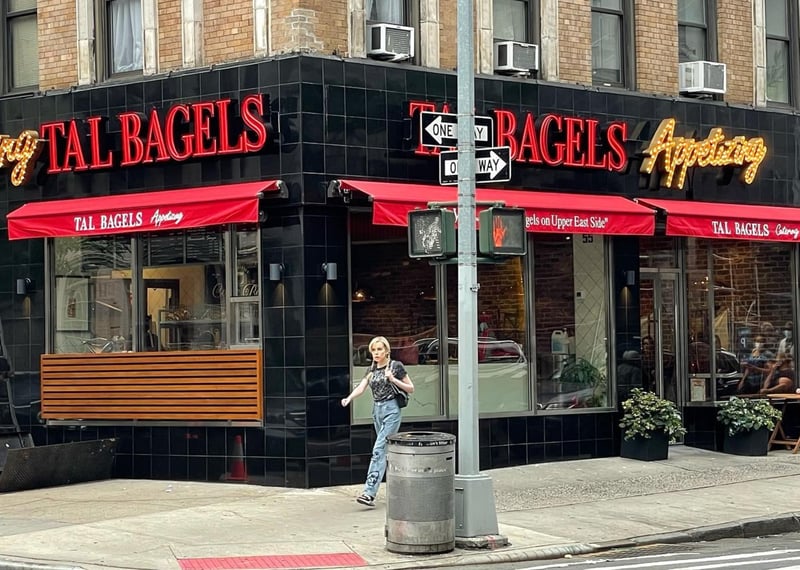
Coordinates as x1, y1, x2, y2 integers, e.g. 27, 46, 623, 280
387, 431, 456, 447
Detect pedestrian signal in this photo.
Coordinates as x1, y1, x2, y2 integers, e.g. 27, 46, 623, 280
478, 207, 526, 256
407, 209, 457, 258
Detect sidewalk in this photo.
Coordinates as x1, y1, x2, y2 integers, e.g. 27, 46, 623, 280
2, 445, 800, 570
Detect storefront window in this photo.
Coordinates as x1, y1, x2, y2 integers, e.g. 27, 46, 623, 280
534, 234, 610, 410
446, 259, 529, 414
350, 232, 440, 421
54, 236, 133, 354
145, 228, 226, 350
52, 225, 261, 353
687, 239, 794, 402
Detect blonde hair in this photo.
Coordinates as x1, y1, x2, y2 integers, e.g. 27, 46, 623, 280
368, 336, 391, 355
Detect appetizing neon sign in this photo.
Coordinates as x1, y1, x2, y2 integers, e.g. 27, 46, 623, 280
640, 118, 768, 190
0, 130, 44, 186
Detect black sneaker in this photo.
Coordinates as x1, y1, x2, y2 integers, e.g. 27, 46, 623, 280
356, 494, 375, 507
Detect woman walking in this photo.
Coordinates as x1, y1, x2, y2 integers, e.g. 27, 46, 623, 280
341, 336, 414, 507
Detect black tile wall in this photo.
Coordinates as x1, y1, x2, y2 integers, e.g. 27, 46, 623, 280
3, 53, 798, 487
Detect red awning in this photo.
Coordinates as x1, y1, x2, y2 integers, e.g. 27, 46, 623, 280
334, 180, 656, 236
637, 198, 800, 242
7, 181, 284, 240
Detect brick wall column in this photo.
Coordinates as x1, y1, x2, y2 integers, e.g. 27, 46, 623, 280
636, 0, 677, 94
558, 1, 590, 84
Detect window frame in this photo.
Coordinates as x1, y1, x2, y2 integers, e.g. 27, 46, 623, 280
678, 0, 718, 63
591, 0, 635, 89
1, 0, 38, 94
97, 0, 144, 80
492, 0, 540, 45
365, 0, 412, 26
765, 0, 799, 107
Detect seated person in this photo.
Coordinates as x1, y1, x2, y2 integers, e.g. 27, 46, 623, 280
737, 336, 775, 394
759, 354, 796, 394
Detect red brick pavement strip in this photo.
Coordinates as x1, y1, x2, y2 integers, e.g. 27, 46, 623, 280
178, 553, 367, 569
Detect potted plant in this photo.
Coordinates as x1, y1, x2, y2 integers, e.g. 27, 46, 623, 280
716, 397, 781, 456
619, 388, 686, 461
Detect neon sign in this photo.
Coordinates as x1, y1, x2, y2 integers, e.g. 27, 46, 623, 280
0, 130, 44, 186
408, 101, 629, 172
640, 118, 768, 190
39, 94, 274, 175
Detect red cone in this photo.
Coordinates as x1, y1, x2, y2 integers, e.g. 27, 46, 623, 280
227, 435, 247, 481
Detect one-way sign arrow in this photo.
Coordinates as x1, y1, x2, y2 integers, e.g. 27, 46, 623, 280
420, 111, 494, 148
439, 146, 512, 185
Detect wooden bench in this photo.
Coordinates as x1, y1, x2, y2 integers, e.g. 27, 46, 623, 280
41, 350, 263, 422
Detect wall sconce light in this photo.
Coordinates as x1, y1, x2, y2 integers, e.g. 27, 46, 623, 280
624, 270, 636, 287
269, 263, 284, 282
322, 262, 338, 281
16, 278, 33, 296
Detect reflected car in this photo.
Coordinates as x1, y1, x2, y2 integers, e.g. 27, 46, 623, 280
417, 337, 527, 364
688, 342, 744, 398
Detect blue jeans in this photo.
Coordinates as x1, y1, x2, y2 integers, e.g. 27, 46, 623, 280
363, 398, 402, 498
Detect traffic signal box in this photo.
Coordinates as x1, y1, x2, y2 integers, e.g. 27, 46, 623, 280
408, 207, 526, 259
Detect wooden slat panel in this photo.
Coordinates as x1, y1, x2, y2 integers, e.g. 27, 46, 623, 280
41, 350, 263, 422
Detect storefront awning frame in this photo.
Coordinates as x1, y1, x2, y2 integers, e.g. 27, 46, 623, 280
637, 198, 800, 242
7, 180, 286, 240
330, 179, 657, 236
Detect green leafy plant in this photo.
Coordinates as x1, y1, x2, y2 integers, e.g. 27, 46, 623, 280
716, 397, 782, 436
619, 388, 687, 442
559, 358, 607, 407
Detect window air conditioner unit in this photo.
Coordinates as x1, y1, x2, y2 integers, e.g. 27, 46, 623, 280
678, 60, 726, 95
367, 23, 414, 62
494, 41, 539, 76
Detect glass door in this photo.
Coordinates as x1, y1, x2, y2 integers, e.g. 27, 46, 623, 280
640, 271, 683, 406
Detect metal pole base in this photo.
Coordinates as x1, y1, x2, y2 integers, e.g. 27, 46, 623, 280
454, 473, 505, 542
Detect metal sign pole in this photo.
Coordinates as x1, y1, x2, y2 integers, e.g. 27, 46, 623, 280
454, 0, 500, 539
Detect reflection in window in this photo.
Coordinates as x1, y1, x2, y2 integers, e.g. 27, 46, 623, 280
7, 0, 39, 90
443, 258, 529, 414
688, 239, 794, 401
591, 0, 623, 85
534, 234, 609, 410
53, 236, 133, 354
678, 0, 707, 62
766, 0, 790, 104
350, 226, 440, 421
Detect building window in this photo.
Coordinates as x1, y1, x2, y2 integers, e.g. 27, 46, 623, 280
52, 226, 261, 354
591, 0, 628, 87
366, 0, 408, 25
4, 0, 38, 91
678, 0, 708, 62
105, 0, 143, 75
494, 0, 533, 43
765, 0, 792, 104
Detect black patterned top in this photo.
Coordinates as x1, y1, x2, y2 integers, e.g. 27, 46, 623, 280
368, 360, 408, 403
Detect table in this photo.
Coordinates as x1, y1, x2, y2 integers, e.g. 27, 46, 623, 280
767, 394, 800, 453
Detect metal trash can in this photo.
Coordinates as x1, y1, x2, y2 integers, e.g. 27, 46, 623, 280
385, 431, 456, 554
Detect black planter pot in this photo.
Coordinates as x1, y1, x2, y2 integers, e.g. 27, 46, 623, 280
722, 428, 771, 456
620, 431, 669, 461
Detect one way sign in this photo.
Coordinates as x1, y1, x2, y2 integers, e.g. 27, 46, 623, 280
420, 111, 494, 148
439, 146, 512, 185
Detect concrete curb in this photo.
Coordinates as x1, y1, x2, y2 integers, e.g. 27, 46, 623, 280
377, 512, 800, 569
3, 513, 800, 570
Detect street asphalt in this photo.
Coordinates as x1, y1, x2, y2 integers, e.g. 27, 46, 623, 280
2, 445, 800, 570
